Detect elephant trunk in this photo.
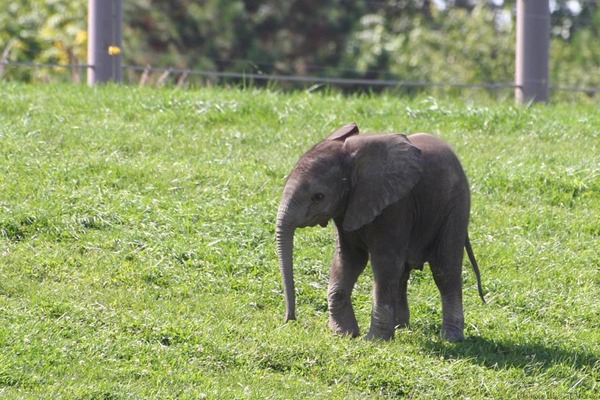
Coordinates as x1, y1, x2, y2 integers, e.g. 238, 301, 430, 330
276, 199, 299, 322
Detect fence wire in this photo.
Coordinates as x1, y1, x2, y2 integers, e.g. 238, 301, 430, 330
1, 60, 599, 95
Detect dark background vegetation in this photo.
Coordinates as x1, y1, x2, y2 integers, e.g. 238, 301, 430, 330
1, 0, 599, 92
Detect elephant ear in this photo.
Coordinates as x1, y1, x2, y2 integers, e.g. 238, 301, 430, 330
326, 122, 359, 141
342, 134, 423, 231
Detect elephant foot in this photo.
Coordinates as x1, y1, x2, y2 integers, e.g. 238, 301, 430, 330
440, 324, 465, 342
365, 328, 394, 341
366, 304, 396, 340
395, 322, 410, 330
329, 318, 359, 338
394, 312, 410, 330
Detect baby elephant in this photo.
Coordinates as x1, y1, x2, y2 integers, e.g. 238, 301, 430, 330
276, 123, 484, 341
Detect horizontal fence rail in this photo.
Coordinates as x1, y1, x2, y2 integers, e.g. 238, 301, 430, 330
2, 60, 600, 95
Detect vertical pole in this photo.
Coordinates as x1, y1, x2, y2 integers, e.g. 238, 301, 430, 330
515, 0, 550, 103
88, 0, 123, 85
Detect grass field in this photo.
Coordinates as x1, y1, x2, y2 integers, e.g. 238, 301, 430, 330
0, 83, 598, 399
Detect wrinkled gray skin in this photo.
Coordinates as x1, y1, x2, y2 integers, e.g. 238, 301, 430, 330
276, 123, 485, 341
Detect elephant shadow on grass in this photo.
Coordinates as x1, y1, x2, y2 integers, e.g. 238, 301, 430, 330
423, 335, 599, 373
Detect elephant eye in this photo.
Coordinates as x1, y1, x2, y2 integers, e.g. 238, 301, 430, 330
311, 192, 325, 203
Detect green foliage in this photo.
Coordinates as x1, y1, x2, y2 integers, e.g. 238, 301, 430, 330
124, 0, 249, 70
552, 24, 600, 91
123, 0, 364, 77
0, 83, 599, 398
344, 5, 515, 90
1, 0, 600, 93
0, 0, 86, 82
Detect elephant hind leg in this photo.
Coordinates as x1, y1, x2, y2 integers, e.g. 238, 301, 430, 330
395, 266, 411, 329
430, 260, 465, 341
429, 226, 467, 342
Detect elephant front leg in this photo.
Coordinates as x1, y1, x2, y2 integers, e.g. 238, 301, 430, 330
328, 283, 359, 337
327, 242, 368, 338
366, 260, 404, 341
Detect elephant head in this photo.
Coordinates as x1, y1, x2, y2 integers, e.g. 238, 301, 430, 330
276, 123, 423, 322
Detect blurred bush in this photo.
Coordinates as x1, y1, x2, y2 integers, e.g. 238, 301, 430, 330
1, 0, 598, 93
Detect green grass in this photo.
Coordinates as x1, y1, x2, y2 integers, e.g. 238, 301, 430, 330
0, 83, 598, 399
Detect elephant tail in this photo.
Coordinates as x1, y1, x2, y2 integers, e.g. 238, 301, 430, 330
466, 233, 486, 304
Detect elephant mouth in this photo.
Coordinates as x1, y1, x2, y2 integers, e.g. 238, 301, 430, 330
299, 216, 330, 228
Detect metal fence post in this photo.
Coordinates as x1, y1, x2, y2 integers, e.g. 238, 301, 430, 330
515, 0, 550, 103
88, 0, 123, 85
